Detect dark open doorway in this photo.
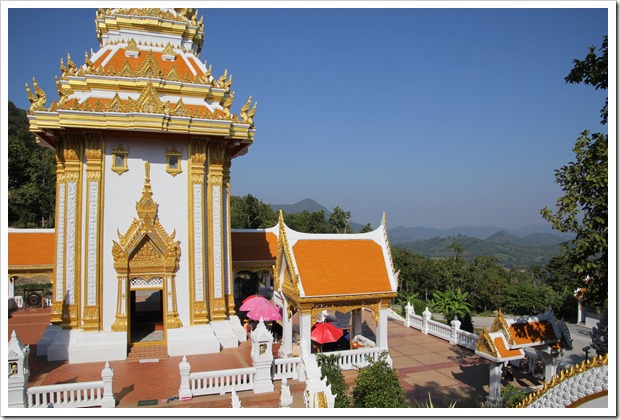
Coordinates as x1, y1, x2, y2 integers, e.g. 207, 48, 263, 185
130, 289, 164, 343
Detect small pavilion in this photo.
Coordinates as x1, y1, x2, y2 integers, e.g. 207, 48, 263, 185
272, 212, 398, 358
475, 307, 573, 406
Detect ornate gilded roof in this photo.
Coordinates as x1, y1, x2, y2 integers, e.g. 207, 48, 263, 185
27, 8, 256, 150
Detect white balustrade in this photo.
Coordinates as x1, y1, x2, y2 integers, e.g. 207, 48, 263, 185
408, 313, 424, 329
324, 347, 382, 371
189, 367, 255, 397
272, 357, 301, 380
427, 319, 451, 340
456, 330, 478, 350
26, 362, 114, 408
28, 381, 105, 408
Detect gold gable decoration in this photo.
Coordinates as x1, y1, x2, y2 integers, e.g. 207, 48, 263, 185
475, 327, 499, 358
490, 309, 514, 345
114, 162, 180, 272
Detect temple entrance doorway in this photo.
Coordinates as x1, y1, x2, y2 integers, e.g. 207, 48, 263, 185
129, 288, 165, 344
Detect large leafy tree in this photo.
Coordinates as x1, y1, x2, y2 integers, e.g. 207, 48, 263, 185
541, 37, 608, 309
8, 101, 56, 227
230, 194, 277, 229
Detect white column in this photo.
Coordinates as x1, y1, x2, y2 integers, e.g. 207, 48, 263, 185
487, 361, 503, 407
178, 356, 192, 401
351, 309, 362, 339
281, 300, 293, 356
376, 308, 389, 351
299, 312, 312, 356
251, 319, 275, 394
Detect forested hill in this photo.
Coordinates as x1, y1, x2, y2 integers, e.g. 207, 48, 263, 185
394, 231, 566, 269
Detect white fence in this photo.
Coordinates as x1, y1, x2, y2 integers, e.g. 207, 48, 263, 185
324, 347, 382, 370
26, 362, 114, 408
272, 357, 302, 380
405, 304, 479, 351
189, 367, 255, 397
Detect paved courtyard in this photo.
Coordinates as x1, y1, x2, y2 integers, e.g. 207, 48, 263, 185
8, 306, 508, 409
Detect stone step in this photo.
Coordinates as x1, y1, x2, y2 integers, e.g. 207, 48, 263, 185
127, 344, 169, 360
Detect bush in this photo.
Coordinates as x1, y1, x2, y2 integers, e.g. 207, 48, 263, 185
15, 282, 52, 296
352, 352, 407, 408
315, 353, 351, 408
501, 384, 529, 407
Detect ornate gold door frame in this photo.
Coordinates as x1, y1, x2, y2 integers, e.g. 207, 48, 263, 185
111, 162, 182, 333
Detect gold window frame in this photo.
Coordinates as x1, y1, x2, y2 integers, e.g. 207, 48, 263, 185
111, 146, 129, 175
165, 149, 183, 177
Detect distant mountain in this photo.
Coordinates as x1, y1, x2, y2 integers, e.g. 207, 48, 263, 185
395, 232, 565, 269
270, 198, 330, 215
388, 224, 573, 243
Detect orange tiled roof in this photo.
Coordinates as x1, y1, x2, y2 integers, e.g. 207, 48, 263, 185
509, 320, 558, 345
231, 232, 278, 262
8, 231, 55, 266
100, 49, 200, 78
292, 239, 392, 296
493, 337, 523, 359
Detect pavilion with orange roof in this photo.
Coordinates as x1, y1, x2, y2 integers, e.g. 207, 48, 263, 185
475, 308, 573, 406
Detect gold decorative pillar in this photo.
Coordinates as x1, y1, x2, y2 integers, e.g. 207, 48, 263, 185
188, 139, 208, 324
82, 133, 104, 331
51, 153, 66, 324
60, 134, 83, 329
206, 142, 229, 321
222, 152, 235, 317
166, 275, 183, 328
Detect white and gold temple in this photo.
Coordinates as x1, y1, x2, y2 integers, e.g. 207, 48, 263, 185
22, 8, 398, 364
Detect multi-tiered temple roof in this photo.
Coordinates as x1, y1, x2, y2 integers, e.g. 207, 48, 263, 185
27, 8, 256, 156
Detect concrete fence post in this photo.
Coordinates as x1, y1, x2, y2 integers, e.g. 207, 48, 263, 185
450, 316, 461, 345
100, 362, 115, 408
404, 302, 413, 327
422, 307, 431, 335
8, 330, 30, 408
178, 356, 193, 401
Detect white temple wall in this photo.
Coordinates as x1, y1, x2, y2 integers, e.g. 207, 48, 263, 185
100, 137, 191, 330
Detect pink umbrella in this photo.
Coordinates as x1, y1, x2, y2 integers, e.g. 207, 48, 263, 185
311, 322, 343, 344
247, 302, 282, 321
239, 295, 268, 312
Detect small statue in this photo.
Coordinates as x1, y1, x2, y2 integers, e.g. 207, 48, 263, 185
217, 69, 228, 89
67, 54, 77, 75
220, 91, 234, 119
239, 96, 251, 124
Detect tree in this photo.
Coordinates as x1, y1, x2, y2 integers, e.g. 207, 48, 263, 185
352, 352, 406, 408
328, 206, 352, 233
315, 353, 351, 408
8, 101, 56, 228
430, 288, 473, 322
230, 194, 277, 229
541, 37, 608, 309
358, 223, 373, 233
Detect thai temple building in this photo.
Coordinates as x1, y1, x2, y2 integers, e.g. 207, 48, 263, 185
17, 8, 398, 364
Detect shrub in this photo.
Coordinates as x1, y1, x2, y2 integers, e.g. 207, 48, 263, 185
352, 352, 407, 408
315, 353, 351, 408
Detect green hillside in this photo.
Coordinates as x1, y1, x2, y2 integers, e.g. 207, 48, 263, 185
395, 232, 564, 269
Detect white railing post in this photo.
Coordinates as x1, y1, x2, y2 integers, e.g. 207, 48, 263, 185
450, 316, 461, 345
100, 362, 115, 408
422, 307, 431, 335
178, 356, 193, 401
404, 302, 413, 327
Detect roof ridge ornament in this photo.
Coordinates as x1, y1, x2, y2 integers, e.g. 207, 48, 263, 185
25, 77, 47, 113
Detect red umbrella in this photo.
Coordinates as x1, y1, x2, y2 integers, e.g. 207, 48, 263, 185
311, 322, 343, 344
239, 295, 268, 312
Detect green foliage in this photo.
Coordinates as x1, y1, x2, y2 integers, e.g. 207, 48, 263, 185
284, 209, 331, 233
230, 194, 277, 229
15, 282, 52, 296
430, 288, 472, 322
411, 393, 457, 408
8, 101, 56, 228
315, 353, 351, 408
329, 206, 353, 233
352, 352, 406, 408
501, 384, 529, 407
541, 37, 608, 309
358, 223, 373, 233
500, 282, 558, 316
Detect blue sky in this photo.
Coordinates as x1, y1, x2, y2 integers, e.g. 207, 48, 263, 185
3, 3, 611, 229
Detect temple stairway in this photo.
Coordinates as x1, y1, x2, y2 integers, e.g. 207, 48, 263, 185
127, 343, 169, 361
